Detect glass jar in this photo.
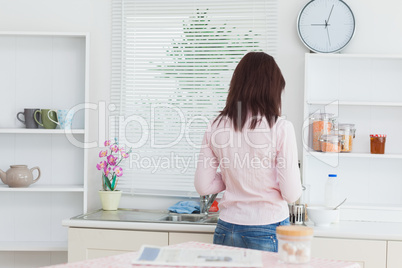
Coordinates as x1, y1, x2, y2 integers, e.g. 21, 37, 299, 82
319, 134, 342, 153
310, 113, 335, 151
338, 123, 356, 153
370, 134, 386, 154
277, 226, 313, 264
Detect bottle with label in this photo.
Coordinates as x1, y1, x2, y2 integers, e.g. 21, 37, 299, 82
325, 174, 341, 223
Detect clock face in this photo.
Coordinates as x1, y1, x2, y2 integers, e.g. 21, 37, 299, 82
297, 0, 355, 53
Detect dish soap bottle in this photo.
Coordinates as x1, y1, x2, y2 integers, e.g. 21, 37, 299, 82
325, 174, 340, 223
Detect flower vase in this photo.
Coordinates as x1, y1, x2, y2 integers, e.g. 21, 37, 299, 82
98, 190, 122, 211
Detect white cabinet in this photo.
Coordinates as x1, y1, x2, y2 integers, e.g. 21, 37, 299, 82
386, 241, 402, 268
68, 228, 169, 262
67, 227, 215, 262
169, 232, 214, 245
0, 32, 89, 267
311, 237, 387, 268
302, 54, 402, 222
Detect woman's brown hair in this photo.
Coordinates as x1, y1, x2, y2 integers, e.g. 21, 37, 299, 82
215, 52, 285, 131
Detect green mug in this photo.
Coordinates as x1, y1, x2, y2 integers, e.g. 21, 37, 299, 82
34, 109, 58, 129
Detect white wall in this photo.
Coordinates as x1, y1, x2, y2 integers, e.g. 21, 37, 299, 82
0, 0, 111, 212
278, 0, 402, 162
1, 0, 402, 212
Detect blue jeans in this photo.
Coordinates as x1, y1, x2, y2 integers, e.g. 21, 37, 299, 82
213, 218, 290, 252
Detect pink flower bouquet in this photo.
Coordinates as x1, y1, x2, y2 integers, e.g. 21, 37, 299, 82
97, 138, 132, 191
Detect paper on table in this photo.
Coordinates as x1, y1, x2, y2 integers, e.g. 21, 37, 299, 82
132, 245, 263, 267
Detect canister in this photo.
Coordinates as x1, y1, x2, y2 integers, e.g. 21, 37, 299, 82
310, 113, 335, 151
319, 134, 342, 153
276, 226, 314, 264
338, 123, 356, 153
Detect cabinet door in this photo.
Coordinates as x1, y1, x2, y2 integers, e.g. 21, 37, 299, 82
169, 232, 214, 245
387, 241, 402, 268
68, 228, 168, 262
311, 237, 386, 268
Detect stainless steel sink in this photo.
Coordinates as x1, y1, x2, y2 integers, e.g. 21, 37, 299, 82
71, 209, 219, 225
158, 214, 207, 222
157, 213, 219, 224
202, 216, 219, 224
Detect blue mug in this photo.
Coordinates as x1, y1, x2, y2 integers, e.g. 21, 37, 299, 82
48, 109, 73, 129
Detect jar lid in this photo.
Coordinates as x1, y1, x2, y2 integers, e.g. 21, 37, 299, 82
338, 123, 355, 130
319, 134, 341, 142
310, 113, 334, 120
276, 226, 313, 236
370, 134, 387, 138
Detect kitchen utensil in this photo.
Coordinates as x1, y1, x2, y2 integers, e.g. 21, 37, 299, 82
288, 203, 305, 225
333, 198, 347, 210
48, 109, 73, 129
277, 225, 313, 264
319, 134, 342, 153
309, 113, 335, 151
338, 123, 356, 152
17, 108, 40, 128
34, 109, 58, 129
300, 184, 311, 204
306, 206, 339, 227
0, 165, 41, 187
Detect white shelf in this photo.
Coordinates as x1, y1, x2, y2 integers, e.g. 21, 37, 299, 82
303, 53, 402, 223
307, 53, 402, 60
307, 101, 402, 107
0, 31, 88, 37
307, 152, 402, 159
0, 32, 88, 262
0, 241, 67, 252
0, 128, 85, 134
0, 184, 84, 192
342, 204, 402, 211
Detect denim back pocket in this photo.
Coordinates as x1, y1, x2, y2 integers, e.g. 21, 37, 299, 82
213, 223, 228, 245
241, 234, 277, 252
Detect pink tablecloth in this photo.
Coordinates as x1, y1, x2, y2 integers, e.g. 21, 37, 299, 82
46, 241, 360, 268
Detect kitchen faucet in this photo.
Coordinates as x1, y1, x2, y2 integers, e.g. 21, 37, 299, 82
200, 193, 218, 215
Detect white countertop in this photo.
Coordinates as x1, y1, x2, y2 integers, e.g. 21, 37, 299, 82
62, 217, 402, 241
304, 220, 402, 241
62, 218, 217, 233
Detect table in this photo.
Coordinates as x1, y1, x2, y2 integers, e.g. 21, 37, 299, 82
44, 241, 360, 268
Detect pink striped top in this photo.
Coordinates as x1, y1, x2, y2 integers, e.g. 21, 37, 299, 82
194, 116, 302, 225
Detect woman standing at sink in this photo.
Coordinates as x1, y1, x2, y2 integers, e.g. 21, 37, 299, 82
194, 52, 302, 252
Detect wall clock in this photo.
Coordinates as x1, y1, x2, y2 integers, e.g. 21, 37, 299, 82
297, 0, 355, 53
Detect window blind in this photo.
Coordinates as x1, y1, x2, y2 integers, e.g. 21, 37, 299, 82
111, 0, 279, 195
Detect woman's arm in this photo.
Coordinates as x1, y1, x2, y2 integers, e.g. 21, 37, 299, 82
194, 130, 226, 196
276, 120, 302, 203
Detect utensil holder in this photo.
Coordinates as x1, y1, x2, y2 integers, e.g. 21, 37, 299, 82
288, 204, 305, 225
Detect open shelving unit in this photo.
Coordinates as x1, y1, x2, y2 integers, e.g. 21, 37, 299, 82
0, 128, 85, 134
0, 184, 84, 192
307, 152, 402, 159
307, 101, 402, 107
0, 241, 68, 252
302, 53, 402, 223
0, 32, 89, 265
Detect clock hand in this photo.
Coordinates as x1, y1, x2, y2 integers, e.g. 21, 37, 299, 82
325, 4, 334, 29
326, 22, 331, 47
311, 23, 331, 26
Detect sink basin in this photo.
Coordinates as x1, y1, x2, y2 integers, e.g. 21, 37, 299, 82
71, 209, 219, 225
158, 214, 207, 223
157, 213, 219, 224
203, 216, 219, 224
